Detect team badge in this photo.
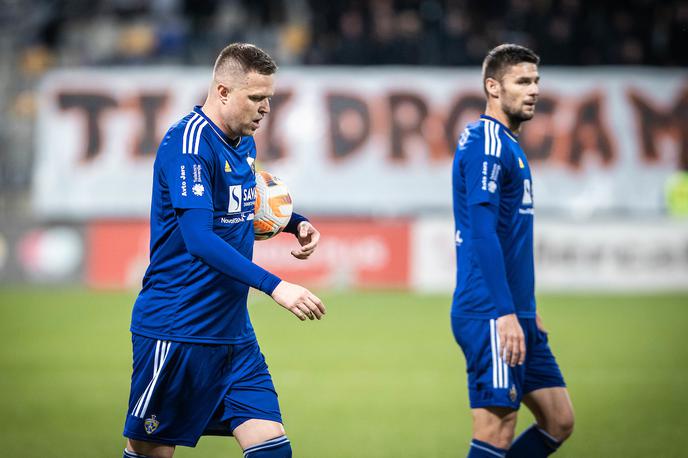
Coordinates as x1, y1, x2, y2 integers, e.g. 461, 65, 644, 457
247, 157, 255, 174
144, 415, 159, 434
225, 160, 231, 173
518, 157, 525, 169
509, 385, 518, 402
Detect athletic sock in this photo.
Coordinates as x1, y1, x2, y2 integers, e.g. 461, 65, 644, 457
243, 435, 292, 458
123, 449, 149, 458
468, 439, 507, 457
506, 424, 560, 457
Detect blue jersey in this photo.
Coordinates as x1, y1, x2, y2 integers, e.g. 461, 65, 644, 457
131, 106, 261, 344
451, 115, 536, 319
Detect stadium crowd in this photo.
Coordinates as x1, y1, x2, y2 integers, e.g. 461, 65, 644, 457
0, 0, 685, 204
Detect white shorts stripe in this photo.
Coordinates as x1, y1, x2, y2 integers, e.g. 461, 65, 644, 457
503, 359, 509, 388
132, 340, 171, 418
193, 121, 208, 155
132, 340, 161, 416
496, 322, 504, 388
490, 319, 498, 388
182, 113, 200, 155
138, 341, 171, 418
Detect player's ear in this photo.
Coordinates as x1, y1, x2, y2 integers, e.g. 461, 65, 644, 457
217, 83, 230, 103
485, 78, 500, 99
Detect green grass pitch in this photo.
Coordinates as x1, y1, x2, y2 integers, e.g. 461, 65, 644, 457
1, 288, 686, 457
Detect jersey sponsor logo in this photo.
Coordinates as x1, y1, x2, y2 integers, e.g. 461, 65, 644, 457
192, 164, 202, 183
220, 215, 245, 224
192, 183, 204, 197
522, 179, 533, 205
144, 414, 159, 434
243, 187, 256, 202
180, 165, 187, 197
228, 185, 242, 213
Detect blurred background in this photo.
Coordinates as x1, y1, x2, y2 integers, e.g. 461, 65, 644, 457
0, 0, 687, 457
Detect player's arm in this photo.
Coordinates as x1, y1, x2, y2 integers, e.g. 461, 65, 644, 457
460, 128, 524, 366
177, 208, 325, 320
468, 202, 525, 366
283, 212, 319, 260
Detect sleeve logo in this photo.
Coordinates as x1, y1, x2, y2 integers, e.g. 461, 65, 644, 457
192, 183, 204, 196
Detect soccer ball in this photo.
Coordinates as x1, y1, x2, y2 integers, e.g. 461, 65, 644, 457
253, 170, 293, 240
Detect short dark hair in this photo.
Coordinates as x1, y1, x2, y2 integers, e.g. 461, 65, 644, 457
214, 43, 277, 77
482, 44, 539, 93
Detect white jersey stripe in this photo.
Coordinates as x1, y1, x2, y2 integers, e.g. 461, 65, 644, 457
484, 120, 491, 156
186, 116, 204, 156
490, 122, 498, 157
193, 121, 208, 155
490, 319, 498, 388
494, 123, 502, 158
182, 113, 200, 155
138, 341, 171, 419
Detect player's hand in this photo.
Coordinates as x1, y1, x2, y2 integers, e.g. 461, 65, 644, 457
291, 221, 319, 260
271, 281, 326, 321
496, 313, 526, 367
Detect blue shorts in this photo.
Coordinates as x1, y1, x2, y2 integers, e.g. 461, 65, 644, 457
123, 334, 282, 447
451, 316, 566, 410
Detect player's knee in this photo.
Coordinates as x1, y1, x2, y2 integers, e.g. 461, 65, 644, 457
125, 439, 174, 458
541, 410, 575, 442
243, 435, 291, 457
554, 410, 575, 441
473, 410, 518, 449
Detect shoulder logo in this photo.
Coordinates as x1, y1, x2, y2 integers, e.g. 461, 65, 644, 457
144, 415, 159, 434
225, 160, 231, 173
192, 183, 204, 197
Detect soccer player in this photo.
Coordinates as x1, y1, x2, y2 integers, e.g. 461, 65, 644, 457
451, 44, 575, 458
122, 43, 325, 458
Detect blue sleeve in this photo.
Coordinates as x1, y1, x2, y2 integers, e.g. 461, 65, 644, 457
177, 208, 282, 294
469, 202, 516, 316
283, 212, 309, 235
160, 129, 214, 210
461, 126, 504, 207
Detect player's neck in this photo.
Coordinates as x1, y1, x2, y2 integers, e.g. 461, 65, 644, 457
200, 102, 241, 142
484, 107, 521, 134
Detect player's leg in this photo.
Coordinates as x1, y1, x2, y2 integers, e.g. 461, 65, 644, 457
506, 320, 573, 457
452, 317, 525, 457
124, 439, 175, 458
469, 407, 518, 456
233, 419, 291, 457
218, 339, 291, 457
123, 336, 234, 452
506, 387, 574, 457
